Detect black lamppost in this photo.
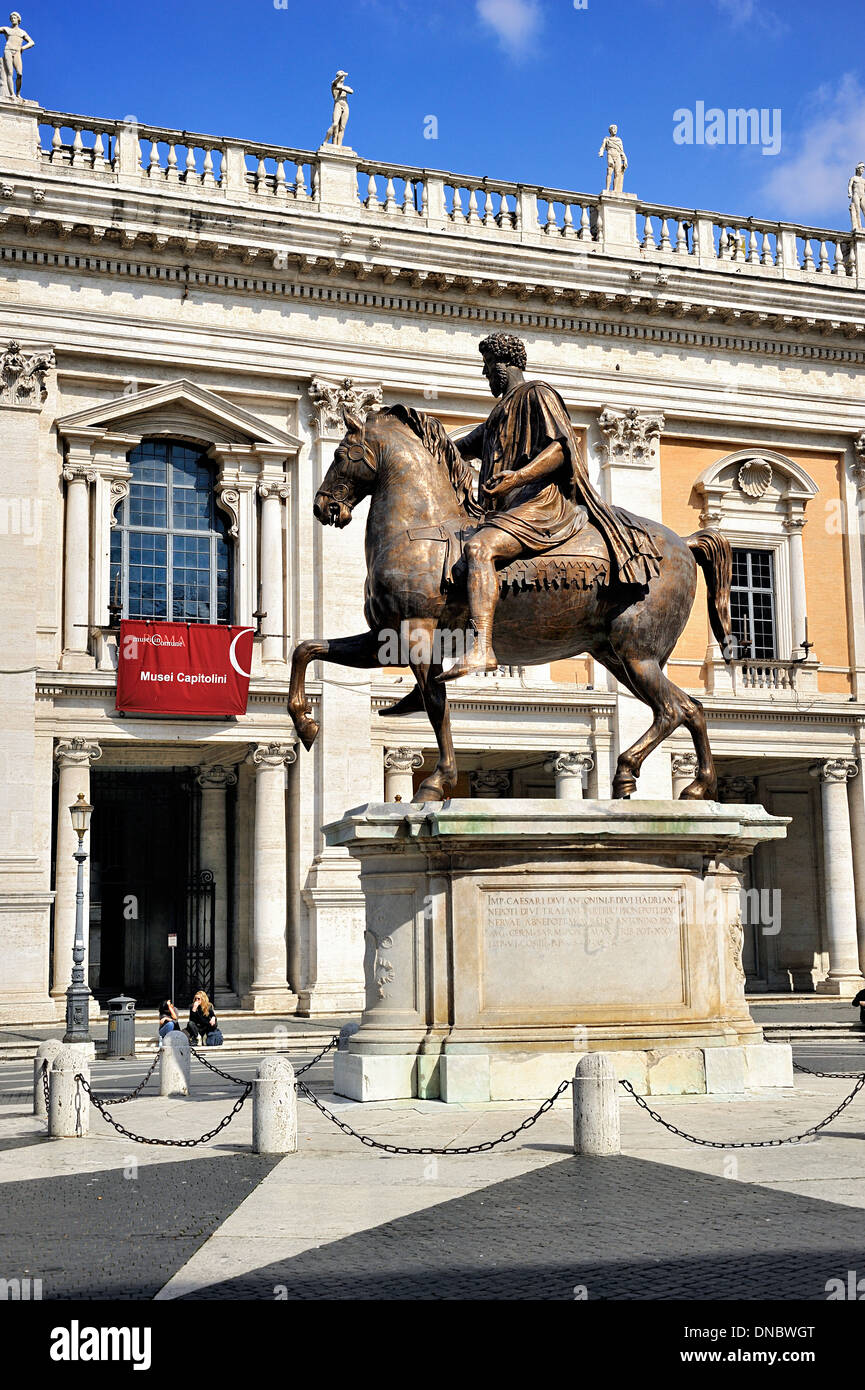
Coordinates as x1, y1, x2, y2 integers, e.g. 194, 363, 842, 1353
63, 792, 93, 1044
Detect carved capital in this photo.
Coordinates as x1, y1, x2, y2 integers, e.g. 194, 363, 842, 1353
811, 758, 858, 785
671, 752, 699, 780
470, 769, 511, 799
1, 341, 55, 408
383, 746, 424, 775
62, 462, 97, 485
258, 480, 290, 501
544, 751, 593, 779
197, 763, 239, 790
308, 376, 382, 433
853, 433, 865, 489
597, 405, 664, 469
54, 737, 102, 769
249, 741, 297, 770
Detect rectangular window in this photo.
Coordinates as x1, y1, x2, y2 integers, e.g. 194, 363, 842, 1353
730, 548, 776, 659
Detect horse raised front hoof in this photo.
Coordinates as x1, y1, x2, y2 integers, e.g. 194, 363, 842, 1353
290, 709, 320, 751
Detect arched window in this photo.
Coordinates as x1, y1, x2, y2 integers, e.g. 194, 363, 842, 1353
110, 440, 231, 622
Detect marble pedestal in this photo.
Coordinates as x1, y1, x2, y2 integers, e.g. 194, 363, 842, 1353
326, 800, 794, 1102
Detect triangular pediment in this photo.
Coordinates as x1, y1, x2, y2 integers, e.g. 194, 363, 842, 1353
56, 379, 301, 452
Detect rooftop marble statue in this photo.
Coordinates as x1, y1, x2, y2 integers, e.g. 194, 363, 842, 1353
288, 332, 735, 804
598, 123, 628, 193
849, 163, 865, 234
324, 70, 353, 148
0, 11, 33, 101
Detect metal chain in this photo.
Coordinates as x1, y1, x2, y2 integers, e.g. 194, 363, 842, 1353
78, 1074, 252, 1147
295, 1035, 339, 1075
190, 1034, 340, 1085
41, 1059, 50, 1113
620, 1073, 865, 1148
793, 1060, 865, 1080
295, 1076, 570, 1154
88, 1053, 160, 1104
189, 1048, 249, 1086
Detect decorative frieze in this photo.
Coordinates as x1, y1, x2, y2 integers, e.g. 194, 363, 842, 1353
597, 405, 664, 469
0, 339, 54, 407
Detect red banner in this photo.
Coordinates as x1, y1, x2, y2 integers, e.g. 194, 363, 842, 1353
116, 621, 254, 717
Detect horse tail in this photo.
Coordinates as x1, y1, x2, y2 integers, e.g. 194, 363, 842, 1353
687, 529, 733, 660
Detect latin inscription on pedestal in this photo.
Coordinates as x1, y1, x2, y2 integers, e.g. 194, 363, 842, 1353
480, 885, 686, 1012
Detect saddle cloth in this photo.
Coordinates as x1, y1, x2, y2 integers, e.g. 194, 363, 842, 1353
408, 508, 611, 595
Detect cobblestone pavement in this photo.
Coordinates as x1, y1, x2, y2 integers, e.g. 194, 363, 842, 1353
174, 1153, 865, 1302
2, 1155, 279, 1300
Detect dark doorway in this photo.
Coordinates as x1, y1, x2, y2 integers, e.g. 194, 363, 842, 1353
89, 768, 202, 1006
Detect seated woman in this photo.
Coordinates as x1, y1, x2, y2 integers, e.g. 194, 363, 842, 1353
158, 999, 179, 1041
185, 990, 221, 1046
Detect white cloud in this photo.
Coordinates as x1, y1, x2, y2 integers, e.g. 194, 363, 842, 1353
476, 0, 542, 56
715, 0, 786, 37
759, 73, 865, 223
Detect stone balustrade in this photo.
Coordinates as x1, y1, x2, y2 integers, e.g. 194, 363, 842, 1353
4, 105, 858, 287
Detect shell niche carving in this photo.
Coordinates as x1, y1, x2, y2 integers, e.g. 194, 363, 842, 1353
737, 458, 773, 499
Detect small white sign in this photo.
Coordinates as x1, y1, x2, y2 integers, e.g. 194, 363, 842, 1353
167, 933, 178, 948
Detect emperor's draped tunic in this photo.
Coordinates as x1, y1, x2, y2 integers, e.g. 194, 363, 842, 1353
477, 380, 661, 585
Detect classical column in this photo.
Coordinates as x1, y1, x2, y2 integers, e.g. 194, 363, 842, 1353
52, 738, 101, 1007
784, 513, 808, 654
197, 764, 238, 1003
671, 752, 699, 798
61, 459, 96, 668
544, 751, 593, 800
470, 770, 511, 799
258, 478, 290, 664
245, 742, 298, 1012
383, 747, 423, 802
812, 759, 865, 994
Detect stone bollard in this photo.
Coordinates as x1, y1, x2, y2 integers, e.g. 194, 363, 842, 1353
160, 1029, 190, 1097
33, 1039, 63, 1118
573, 1053, 620, 1156
253, 1056, 297, 1154
48, 1047, 90, 1138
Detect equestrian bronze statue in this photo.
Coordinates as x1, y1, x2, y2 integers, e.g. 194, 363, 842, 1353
288, 333, 732, 804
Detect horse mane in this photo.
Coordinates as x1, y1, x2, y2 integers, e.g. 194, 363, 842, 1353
382, 404, 484, 519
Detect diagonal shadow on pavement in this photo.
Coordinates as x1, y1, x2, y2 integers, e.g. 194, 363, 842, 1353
177, 1153, 865, 1301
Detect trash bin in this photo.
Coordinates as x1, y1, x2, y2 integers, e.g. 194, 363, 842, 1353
106, 994, 136, 1058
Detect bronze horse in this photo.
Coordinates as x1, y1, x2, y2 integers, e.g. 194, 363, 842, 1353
288, 405, 732, 803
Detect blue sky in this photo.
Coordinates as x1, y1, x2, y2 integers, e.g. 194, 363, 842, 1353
23, 0, 865, 230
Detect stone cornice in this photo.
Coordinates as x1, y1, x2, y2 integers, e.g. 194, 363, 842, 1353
3, 242, 863, 369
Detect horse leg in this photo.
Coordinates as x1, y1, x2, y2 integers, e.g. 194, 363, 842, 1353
288, 630, 382, 751
405, 618, 457, 802
677, 695, 717, 800
602, 651, 690, 799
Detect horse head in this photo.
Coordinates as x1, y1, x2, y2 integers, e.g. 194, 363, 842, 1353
313, 408, 379, 529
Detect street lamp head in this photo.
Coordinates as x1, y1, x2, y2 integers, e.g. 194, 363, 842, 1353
69, 791, 93, 841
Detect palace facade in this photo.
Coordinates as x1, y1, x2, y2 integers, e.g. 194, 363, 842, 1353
2, 86, 865, 1022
